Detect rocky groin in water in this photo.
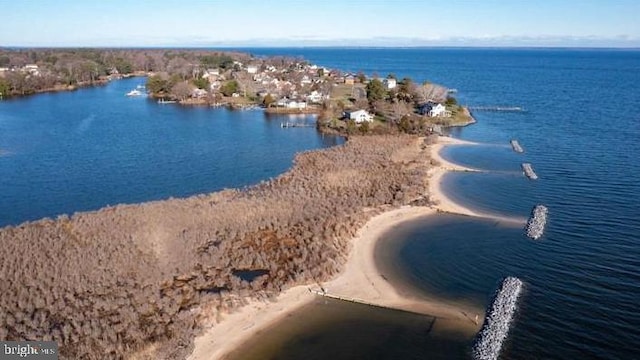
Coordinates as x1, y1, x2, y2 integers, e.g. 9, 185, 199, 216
472, 277, 524, 360
510, 140, 524, 153
521, 163, 538, 180
525, 205, 548, 240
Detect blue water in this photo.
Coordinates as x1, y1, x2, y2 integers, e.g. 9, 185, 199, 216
0, 78, 343, 227
2, 48, 640, 359
238, 48, 640, 359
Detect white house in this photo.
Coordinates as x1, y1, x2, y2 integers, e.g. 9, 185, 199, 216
347, 109, 374, 123
276, 98, 307, 109
247, 65, 258, 74
286, 100, 307, 109
23, 64, 40, 76
384, 78, 397, 90
429, 103, 451, 118
192, 88, 208, 98
306, 90, 327, 104
210, 80, 221, 90
300, 75, 312, 85
202, 68, 220, 79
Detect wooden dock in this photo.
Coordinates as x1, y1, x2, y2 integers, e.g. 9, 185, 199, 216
281, 122, 315, 128
468, 106, 525, 112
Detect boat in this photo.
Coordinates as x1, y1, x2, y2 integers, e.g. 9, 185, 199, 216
126, 89, 142, 96
136, 84, 146, 90
157, 99, 177, 104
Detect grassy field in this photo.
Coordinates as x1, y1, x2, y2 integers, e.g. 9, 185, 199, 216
330, 83, 366, 100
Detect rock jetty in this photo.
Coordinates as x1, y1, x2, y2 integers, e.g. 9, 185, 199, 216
521, 163, 538, 180
510, 139, 524, 153
472, 277, 524, 360
525, 205, 548, 240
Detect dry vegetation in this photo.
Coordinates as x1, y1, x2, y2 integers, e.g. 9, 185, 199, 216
0, 135, 436, 359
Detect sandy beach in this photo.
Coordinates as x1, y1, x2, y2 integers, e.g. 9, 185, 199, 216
429, 136, 528, 225
428, 136, 485, 217
188, 136, 487, 360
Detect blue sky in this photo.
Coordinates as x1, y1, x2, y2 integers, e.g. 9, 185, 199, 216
1, 0, 639, 47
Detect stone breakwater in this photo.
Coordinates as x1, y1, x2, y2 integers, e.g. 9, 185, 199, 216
525, 205, 548, 240
521, 163, 538, 180
472, 277, 524, 360
510, 140, 524, 153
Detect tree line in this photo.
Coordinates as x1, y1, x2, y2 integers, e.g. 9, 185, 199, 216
0, 49, 251, 97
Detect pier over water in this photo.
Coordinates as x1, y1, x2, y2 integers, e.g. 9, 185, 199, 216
468, 106, 526, 112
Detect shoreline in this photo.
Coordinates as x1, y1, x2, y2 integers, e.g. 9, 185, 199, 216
1, 72, 148, 100
428, 136, 486, 218
429, 136, 528, 225
189, 207, 483, 360
189, 136, 488, 360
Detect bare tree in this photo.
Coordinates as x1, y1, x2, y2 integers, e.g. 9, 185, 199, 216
171, 81, 192, 101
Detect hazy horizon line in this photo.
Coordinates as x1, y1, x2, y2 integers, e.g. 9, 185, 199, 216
2, 45, 639, 51
2, 34, 639, 49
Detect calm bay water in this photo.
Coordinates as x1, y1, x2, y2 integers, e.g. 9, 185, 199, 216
0, 78, 342, 227
2, 48, 639, 359
236, 48, 640, 359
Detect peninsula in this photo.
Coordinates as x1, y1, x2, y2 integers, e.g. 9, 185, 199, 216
0, 49, 479, 360
0, 48, 473, 134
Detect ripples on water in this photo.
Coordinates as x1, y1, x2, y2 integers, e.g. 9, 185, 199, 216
3, 49, 640, 359
237, 48, 640, 359
0, 78, 343, 227
224, 297, 473, 360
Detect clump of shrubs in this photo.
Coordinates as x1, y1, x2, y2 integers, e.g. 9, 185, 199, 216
0, 135, 432, 359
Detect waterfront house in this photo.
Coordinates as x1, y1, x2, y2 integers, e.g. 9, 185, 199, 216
23, 64, 40, 76
210, 81, 221, 90
384, 78, 397, 90
192, 88, 208, 98
286, 101, 307, 109
306, 90, 327, 104
276, 98, 288, 107
418, 102, 435, 115
429, 103, 452, 118
346, 109, 374, 123
276, 98, 307, 109
344, 75, 355, 85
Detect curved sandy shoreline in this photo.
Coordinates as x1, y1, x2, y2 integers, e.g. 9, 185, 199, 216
190, 207, 483, 360
429, 136, 528, 225
189, 136, 492, 360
